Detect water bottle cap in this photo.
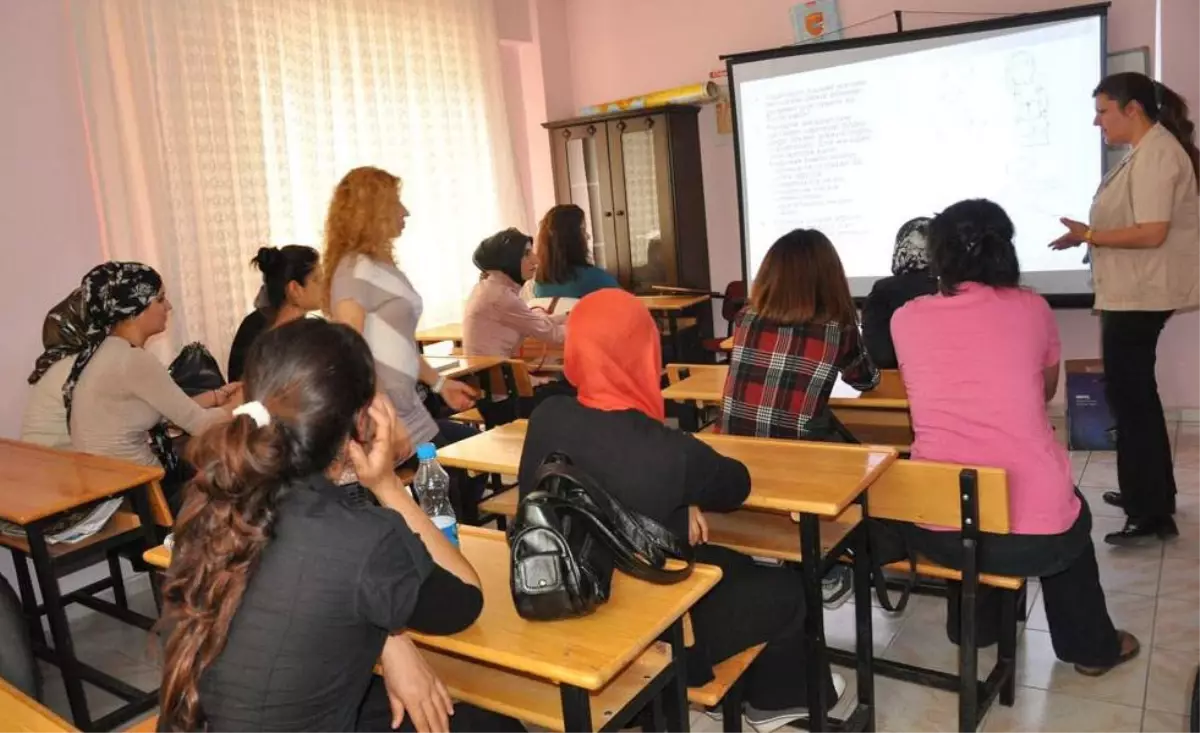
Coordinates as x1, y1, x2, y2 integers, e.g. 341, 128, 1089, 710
416, 443, 437, 461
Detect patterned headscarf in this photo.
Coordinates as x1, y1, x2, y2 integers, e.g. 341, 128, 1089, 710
28, 287, 90, 384
891, 217, 933, 276
63, 262, 172, 467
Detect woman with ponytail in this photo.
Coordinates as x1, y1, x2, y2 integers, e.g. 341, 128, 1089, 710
1051, 72, 1199, 545
227, 245, 322, 381
159, 318, 521, 732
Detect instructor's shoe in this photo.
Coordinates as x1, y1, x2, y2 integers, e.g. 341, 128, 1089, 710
1104, 517, 1178, 546
1102, 491, 1124, 508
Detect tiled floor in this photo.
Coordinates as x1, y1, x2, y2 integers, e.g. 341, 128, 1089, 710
33, 422, 1200, 732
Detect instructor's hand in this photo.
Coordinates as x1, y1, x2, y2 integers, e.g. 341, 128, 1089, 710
1050, 217, 1089, 250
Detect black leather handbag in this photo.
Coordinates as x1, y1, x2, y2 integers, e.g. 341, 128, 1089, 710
508, 453, 694, 621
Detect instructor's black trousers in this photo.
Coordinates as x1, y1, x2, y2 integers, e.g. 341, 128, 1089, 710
1100, 310, 1177, 520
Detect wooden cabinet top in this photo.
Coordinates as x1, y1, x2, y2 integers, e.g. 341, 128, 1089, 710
543, 103, 701, 130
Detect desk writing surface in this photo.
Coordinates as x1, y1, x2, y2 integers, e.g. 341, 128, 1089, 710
141, 526, 720, 692
418, 527, 720, 690
416, 323, 464, 344
0, 676, 76, 732
435, 422, 896, 517
425, 356, 507, 380
636, 294, 711, 312
0, 440, 164, 525
661, 365, 907, 409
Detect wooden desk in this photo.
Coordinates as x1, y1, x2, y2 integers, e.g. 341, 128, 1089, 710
0, 676, 77, 732
425, 356, 507, 380
144, 527, 721, 731
662, 364, 906, 410
436, 421, 893, 730
440, 421, 894, 518
0, 441, 163, 731
415, 323, 464, 349
637, 294, 711, 363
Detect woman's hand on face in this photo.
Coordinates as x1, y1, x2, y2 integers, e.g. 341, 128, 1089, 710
380, 635, 454, 733
439, 379, 480, 411
347, 394, 399, 491
1050, 217, 1089, 250
688, 506, 709, 546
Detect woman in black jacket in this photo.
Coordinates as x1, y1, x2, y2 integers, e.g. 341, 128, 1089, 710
861, 217, 938, 369
517, 289, 844, 733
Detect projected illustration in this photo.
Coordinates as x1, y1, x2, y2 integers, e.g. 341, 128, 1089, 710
1007, 51, 1051, 147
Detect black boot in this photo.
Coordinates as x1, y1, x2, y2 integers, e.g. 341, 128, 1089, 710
1104, 517, 1179, 546
1102, 491, 1124, 508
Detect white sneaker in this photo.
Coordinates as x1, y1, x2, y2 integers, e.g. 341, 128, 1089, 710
743, 673, 848, 733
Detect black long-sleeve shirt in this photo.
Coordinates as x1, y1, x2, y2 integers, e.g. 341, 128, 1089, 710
861, 271, 938, 369
518, 397, 750, 540
180, 475, 480, 731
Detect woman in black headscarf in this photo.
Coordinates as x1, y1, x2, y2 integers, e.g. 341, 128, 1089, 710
861, 217, 939, 369
65, 262, 239, 511
462, 228, 571, 425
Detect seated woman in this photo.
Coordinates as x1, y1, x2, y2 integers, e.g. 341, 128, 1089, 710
719, 228, 879, 443
227, 245, 322, 381
67, 262, 239, 512
23, 288, 90, 449
324, 167, 484, 522
719, 230, 878, 608
861, 217, 938, 369
530, 204, 620, 299
159, 319, 521, 732
517, 289, 844, 733
892, 198, 1139, 675
464, 227, 572, 425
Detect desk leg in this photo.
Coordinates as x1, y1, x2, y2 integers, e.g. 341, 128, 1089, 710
10, 550, 46, 646
561, 683, 593, 732
852, 511, 876, 731
668, 313, 682, 363
798, 513, 829, 731
27, 522, 92, 730
663, 619, 691, 732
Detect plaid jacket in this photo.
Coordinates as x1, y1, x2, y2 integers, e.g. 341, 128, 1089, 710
718, 310, 880, 439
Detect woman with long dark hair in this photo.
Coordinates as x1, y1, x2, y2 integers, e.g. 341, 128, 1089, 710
159, 318, 520, 731
1051, 72, 1199, 544
531, 204, 619, 299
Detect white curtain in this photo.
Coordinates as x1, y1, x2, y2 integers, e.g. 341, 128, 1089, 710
69, 0, 525, 365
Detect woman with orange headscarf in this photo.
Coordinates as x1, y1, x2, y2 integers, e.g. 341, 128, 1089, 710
517, 289, 844, 732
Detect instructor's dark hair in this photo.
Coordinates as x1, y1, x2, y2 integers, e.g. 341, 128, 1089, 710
928, 199, 1020, 296
251, 245, 320, 310
159, 318, 375, 731
1094, 72, 1199, 182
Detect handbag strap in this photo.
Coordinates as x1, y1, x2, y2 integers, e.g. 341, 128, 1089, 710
531, 457, 694, 582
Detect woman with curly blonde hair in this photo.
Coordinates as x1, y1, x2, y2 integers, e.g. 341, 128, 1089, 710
324, 167, 485, 521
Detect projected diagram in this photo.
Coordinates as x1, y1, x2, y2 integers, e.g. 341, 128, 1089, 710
1007, 51, 1051, 147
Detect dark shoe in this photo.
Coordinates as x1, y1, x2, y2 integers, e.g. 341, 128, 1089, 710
1075, 630, 1140, 676
1102, 491, 1124, 508
1104, 517, 1178, 546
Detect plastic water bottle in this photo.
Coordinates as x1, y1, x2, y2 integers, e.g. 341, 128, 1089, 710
414, 443, 459, 546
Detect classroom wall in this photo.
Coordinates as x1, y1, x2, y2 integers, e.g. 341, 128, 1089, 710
524, 0, 1198, 412
0, 0, 105, 441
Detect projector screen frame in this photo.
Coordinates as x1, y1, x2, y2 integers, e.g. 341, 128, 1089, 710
721, 2, 1110, 310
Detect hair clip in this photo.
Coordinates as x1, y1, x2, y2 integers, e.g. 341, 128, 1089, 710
233, 401, 271, 428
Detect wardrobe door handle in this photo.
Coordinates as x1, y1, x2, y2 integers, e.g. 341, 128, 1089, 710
616, 210, 625, 216
604, 211, 613, 218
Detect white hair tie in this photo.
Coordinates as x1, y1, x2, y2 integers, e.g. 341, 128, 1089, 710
233, 401, 271, 428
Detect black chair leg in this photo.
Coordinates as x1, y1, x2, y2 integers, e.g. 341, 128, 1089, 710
998, 589, 1018, 707
722, 680, 745, 732
1015, 583, 1028, 623
107, 552, 128, 610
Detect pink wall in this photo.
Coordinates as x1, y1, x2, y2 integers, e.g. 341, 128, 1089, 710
0, 0, 104, 438
528, 0, 1197, 410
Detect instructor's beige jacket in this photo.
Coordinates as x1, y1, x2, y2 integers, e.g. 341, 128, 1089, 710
1089, 123, 1200, 311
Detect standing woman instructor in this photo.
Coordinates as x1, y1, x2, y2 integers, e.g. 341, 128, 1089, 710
1052, 72, 1200, 545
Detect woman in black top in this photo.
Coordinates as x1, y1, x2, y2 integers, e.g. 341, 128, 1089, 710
861, 217, 938, 369
227, 246, 322, 381
160, 319, 521, 732
517, 289, 843, 733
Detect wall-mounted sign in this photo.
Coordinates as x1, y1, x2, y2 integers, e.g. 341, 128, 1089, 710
792, 1, 843, 44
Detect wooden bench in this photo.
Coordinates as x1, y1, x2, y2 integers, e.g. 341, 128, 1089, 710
124, 714, 158, 732
451, 360, 537, 427
0, 676, 78, 732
